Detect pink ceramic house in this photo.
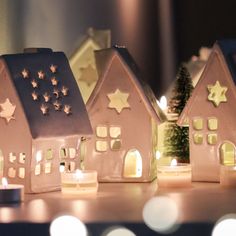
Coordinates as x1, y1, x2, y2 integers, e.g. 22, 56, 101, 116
85, 46, 166, 182
178, 40, 236, 182
0, 48, 92, 193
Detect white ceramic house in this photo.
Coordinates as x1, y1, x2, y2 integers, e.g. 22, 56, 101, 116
70, 28, 111, 103
178, 40, 236, 182
0, 48, 92, 193
85, 46, 166, 182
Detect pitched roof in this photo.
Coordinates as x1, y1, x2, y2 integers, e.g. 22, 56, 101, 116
87, 46, 166, 123
2, 49, 92, 138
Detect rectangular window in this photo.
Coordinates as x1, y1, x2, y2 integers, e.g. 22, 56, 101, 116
9, 152, 16, 163
193, 133, 203, 144
19, 153, 26, 164
208, 118, 218, 130
110, 139, 121, 150
96, 126, 108, 138
96, 140, 108, 152
193, 118, 203, 130
207, 133, 217, 145
46, 149, 53, 160
18, 167, 25, 178
110, 127, 121, 138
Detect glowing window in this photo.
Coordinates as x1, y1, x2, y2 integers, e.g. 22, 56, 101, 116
110, 139, 121, 150
69, 148, 76, 159
60, 148, 67, 159
8, 167, 16, 178
193, 133, 203, 144
9, 152, 16, 163
193, 118, 203, 130
35, 164, 41, 175
96, 126, 108, 138
96, 141, 107, 152
208, 118, 218, 130
110, 127, 121, 138
18, 167, 25, 178
19, 153, 26, 164
69, 162, 76, 171
45, 162, 51, 174
36, 151, 42, 162
220, 142, 235, 165
46, 149, 53, 160
207, 133, 217, 145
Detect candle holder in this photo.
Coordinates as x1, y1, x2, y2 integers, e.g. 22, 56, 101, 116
61, 169, 98, 194
157, 159, 192, 188
220, 165, 236, 187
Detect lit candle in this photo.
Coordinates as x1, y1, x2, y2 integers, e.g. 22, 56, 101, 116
61, 169, 98, 194
0, 177, 24, 203
157, 159, 192, 188
220, 165, 236, 187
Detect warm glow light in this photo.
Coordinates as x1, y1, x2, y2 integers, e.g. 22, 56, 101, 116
171, 159, 177, 166
156, 151, 161, 160
50, 215, 87, 236
75, 169, 83, 179
1, 177, 8, 188
157, 96, 168, 111
59, 165, 65, 173
104, 226, 136, 236
36, 151, 42, 163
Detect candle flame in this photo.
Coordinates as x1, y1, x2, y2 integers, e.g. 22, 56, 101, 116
157, 96, 167, 111
171, 159, 177, 166
2, 177, 8, 188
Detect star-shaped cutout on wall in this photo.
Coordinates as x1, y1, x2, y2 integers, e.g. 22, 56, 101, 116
0, 98, 16, 123
207, 80, 228, 107
107, 89, 130, 114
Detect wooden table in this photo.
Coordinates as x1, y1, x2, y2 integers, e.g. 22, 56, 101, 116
0, 181, 235, 235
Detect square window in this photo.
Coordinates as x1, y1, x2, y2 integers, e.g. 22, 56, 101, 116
208, 133, 217, 145
193, 118, 203, 130
96, 126, 108, 138
208, 118, 218, 130
110, 139, 121, 150
193, 133, 203, 144
96, 140, 107, 152
19, 153, 26, 164
18, 167, 25, 178
9, 153, 16, 163
8, 167, 16, 178
110, 127, 121, 138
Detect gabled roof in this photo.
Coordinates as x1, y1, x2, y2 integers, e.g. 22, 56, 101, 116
178, 39, 236, 126
87, 46, 166, 123
2, 49, 92, 138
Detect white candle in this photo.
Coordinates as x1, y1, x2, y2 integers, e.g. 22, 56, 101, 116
61, 169, 98, 194
0, 177, 24, 203
220, 165, 236, 187
157, 159, 192, 188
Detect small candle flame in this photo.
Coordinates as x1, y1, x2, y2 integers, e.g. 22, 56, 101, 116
2, 177, 8, 188
171, 159, 177, 166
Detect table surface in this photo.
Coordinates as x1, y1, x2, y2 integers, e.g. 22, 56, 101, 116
0, 180, 235, 225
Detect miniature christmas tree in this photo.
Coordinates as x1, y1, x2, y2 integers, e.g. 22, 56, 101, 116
164, 64, 194, 163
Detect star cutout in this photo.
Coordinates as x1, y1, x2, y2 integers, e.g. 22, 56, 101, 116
207, 80, 228, 107
50, 64, 57, 73
38, 70, 45, 80
40, 104, 49, 115
64, 105, 72, 115
51, 77, 58, 86
0, 98, 16, 123
21, 69, 29, 79
79, 64, 98, 86
107, 89, 130, 114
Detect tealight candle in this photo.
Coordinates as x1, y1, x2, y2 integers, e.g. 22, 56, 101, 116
220, 165, 236, 187
61, 169, 98, 194
0, 177, 24, 203
157, 159, 192, 188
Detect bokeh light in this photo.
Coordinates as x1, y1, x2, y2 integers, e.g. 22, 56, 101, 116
212, 214, 236, 236
50, 215, 87, 236
142, 196, 179, 233
103, 226, 136, 236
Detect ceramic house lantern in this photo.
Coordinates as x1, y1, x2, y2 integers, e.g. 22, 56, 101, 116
178, 40, 236, 182
70, 28, 111, 103
0, 48, 92, 193
84, 46, 166, 182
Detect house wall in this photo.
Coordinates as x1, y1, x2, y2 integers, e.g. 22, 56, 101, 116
186, 51, 236, 182
0, 59, 32, 190
85, 56, 154, 182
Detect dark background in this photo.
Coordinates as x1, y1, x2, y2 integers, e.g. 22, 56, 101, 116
1, 0, 236, 97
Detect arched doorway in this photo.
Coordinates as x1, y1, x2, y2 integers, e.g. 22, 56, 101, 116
123, 149, 142, 178
220, 142, 235, 165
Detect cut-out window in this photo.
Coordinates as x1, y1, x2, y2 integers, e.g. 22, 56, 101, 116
220, 142, 235, 165
46, 149, 53, 160
110, 139, 121, 150
110, 127, 121, 138
9, 153, 16, 163
45, 162, 51, 174
19, 153, 26, 164
96, 126, 108, 138
207, 133, 217, 145
69, 148, 76, 159
193, 133, 203, 144
36, 151, 42, 163
8, 167, 16, 178
193, 118, 203, 130
35, 164, 41, 176
69, 162, 76, 171
18, 167, 25, 178
208, 118, 218, 130
96, 141, 107, 152
60, 148, 68, 159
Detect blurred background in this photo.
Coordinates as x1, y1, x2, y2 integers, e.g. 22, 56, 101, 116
1, 0, 236, 97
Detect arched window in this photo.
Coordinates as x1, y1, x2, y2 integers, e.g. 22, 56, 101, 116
123, 149, 142, 178
220, 142, 235, 165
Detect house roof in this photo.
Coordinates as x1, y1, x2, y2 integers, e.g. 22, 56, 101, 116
87, 46, 166, 123
178, 39, 236, 126
2, 49, 92, 138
